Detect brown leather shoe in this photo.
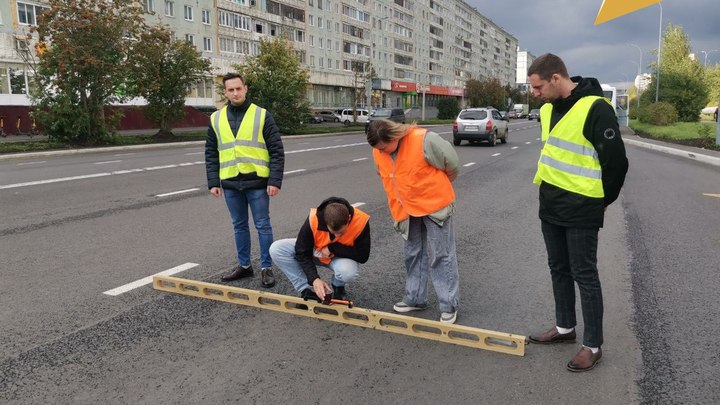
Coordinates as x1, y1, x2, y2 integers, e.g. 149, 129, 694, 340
567, 347, 602, 372
221, 265, 253, 282
528, 326, 576, 344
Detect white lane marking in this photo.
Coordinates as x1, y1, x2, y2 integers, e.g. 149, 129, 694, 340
17, 160, 46, 166
525, 142, 532, 144
491, 153, 501, 157
156, 188, 199, 197
284, 169, 306, 174
0, 162, 204, 190
512, 146, 519, 150
144, 164, 178, 170
286, 142, 367, 154
351, 202, 366, 207
536, 138, 540, 141
463, 162, 476, 167
114, 153, 135, 157
185, 151, 203, 155
353, 157, 368, 162
94, 160, 122, 165
0, 173, 112, 190
103, 263, 199, 296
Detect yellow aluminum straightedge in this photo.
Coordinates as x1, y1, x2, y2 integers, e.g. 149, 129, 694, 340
153, 276, 526, 356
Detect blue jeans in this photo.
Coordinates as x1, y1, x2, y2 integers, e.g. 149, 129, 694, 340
269, 238, 359, 292
223, 187, 273, 269
403, 215, 460, 313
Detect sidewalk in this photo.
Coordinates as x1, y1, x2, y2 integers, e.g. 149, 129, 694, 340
0, 126, 208, 144
620, 126, 720, 167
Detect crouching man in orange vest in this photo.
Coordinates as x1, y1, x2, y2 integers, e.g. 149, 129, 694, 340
270, 197, 370, 301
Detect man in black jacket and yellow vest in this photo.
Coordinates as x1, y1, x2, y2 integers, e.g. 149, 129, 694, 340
526, 54, 628, 372
269, 197, 370, 301
205, 73, 285, 288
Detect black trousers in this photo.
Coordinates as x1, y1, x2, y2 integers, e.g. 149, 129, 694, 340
541, 220, 603, 347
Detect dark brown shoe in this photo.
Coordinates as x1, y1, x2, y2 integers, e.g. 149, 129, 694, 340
528, 326, 576, 344
221, 265, 253, 282
567, 347, 602, 372
260, 268, 276, 288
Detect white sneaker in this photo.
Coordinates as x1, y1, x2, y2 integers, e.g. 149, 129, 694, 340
393, 301, 426, 313
440, 311, 457, 324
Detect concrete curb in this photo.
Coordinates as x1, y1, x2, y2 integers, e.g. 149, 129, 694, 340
623, 138, 720, 168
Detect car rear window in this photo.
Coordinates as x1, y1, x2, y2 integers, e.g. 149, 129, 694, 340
459, 111, 487, 120
373, 109, 392, 117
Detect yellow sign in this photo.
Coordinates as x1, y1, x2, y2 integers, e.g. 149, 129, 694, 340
595, 0, 662, 25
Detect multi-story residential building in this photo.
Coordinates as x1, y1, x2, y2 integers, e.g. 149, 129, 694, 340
516, 48, 535, 90
1, 0, 518, 118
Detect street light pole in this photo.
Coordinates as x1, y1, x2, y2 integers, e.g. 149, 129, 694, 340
655, 2, 662, 103
701, 50, 719, 67
628, 43, 643, 109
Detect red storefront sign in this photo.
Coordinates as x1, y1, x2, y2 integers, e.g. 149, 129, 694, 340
391, 80, 415, 92
391, 80, 464, 96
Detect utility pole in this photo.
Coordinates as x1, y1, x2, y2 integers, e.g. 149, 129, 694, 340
655, 2, 662, 103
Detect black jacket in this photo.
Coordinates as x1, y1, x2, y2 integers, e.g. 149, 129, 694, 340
205, 99, 285, 190
295, 197, 371, 283
539, 76, 629, 228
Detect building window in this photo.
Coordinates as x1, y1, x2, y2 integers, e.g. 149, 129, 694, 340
203, 37, 212, 51
164, 1, 174, 16
17, 2, 49, 26
142, 0, 154, 13
185, 34, 194, 46
202, 9, 210, 24
184, 5, 193, 21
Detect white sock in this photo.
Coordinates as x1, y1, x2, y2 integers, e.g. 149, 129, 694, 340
556, 326, 574, 334
583, 345, 600, 354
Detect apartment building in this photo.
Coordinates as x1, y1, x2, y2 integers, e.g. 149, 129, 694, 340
1, 0, 517, 112
516, 48, 535, 89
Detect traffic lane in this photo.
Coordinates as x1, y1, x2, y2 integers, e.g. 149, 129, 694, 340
623, 145, 720, 404
1, 136, 639, 403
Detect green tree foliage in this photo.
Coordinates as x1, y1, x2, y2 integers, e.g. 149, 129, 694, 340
437, 98, 460, 119
704, 64, 720, 107
128, 25, 212, 138
463, 78, 507, 109
638, 102, 678, 126
232, 37, 310, 134
33, 0, 144, 144
641, 24, 707, 122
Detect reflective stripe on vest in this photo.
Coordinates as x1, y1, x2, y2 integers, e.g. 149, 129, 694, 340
309, 207, 370, 265
533, 96, 606, 198
210, 104, 269, 180
372, 128, 455, 222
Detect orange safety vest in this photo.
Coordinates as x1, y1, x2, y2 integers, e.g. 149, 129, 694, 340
309, 207, 370, 264
372, 128, 455, 222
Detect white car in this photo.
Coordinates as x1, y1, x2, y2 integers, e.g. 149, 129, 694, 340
339, 108, 369, 124
452, 107, 509, 146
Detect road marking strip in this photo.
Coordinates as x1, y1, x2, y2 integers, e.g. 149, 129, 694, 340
491, 153, 501, 157
525, 142, 532, 144
94, 160, 122, 165
703, 193, 720, 198
114, 153, 135, 156
284, 169, 306, 174
351, 202, 365, 207
286, 142, 367, 154
156, 188, 200, 197
104, 263, 199, 296
512, 146, 519, 149
185, 151, 203, 155
17, 160, 46, 166
463, 162, 476, 167
144, 164, 178, 170
353, 157, 368, 162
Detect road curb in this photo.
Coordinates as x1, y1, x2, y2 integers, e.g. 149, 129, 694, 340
0, 141, 205, 161
623, 137, 720, 168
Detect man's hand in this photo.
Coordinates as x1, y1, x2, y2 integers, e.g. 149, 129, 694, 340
320, 247, 332, 258
210, 187, 222, 197
312, 278, 332, 299
267, 185, 280, 197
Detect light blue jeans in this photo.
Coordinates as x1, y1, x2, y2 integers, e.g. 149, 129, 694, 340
269, 238, 359, 292
403, 215, 460, 313
223, 187, 273, 269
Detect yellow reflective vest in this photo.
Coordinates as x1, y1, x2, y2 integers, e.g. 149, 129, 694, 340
211, 104, 270, 180
533, 96, 607, 198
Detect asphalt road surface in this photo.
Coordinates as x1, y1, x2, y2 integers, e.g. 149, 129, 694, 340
1, 120, 718, 404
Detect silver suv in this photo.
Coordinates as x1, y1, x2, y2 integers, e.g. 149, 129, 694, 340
452, 107, 509, 146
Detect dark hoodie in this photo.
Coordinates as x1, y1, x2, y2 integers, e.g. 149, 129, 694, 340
294, 197, 371, 283
539, 76, 629, 228
205, 99, 285, 191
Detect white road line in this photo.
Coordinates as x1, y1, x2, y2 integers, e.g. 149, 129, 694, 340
185, 151, 203, 155
353, 157, 368, 162
103, 263, 199, 296
284, 169, 306, 174
112, 169, 144, 174
94, 160, 122, 165
286, 142, 366, 154
525, 141, 532, 144
0, 173, 112, 190
463, 162, 476, 167
144, 164, 178, 170
351, 202, 366, 207
156, 188, 199, 197
17, 160, 46, 166
491, 153, 501, 157
113, 153, 135, 157
536, 138, 540, 141
512, 146, 519, 149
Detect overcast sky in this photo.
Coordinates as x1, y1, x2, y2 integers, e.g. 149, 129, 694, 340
466, 0, 719, 87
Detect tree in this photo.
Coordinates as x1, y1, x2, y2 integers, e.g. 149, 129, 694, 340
128, 25, 213, 138
33, 0, 144, 144
233, 37, 310, 134
704, 64, 720, 107
350, 62, 375, 123
437, 98, 460, 119
463, 78, 506, 109
640, 23, 708, 122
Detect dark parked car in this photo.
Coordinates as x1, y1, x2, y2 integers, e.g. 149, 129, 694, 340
317, 110, 340, 122
308, 114, 323, 124
452, 107, 508, 146
365, 108, 406, 132
528, 109, 540, 121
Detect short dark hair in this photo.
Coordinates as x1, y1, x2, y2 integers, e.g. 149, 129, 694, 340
222, 73, 245, 88
324, 203, 350, 230
527, 53, 569, 81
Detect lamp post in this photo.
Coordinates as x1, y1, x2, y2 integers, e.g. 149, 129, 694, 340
628, 44, 643, 109
701, 50, 719, 67
655, 2, 662, 103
